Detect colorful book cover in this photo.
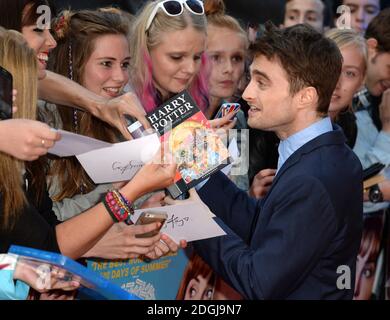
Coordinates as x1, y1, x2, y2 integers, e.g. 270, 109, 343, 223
8, 245, 139, 300
147, 90, 230, 198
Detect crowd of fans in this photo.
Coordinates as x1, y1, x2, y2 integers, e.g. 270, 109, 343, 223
0, 0, 390, 300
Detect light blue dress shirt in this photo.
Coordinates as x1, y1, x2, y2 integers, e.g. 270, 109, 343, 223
353, 109, 390, 169
277, 117, 333, 173
353, 109, 390, 213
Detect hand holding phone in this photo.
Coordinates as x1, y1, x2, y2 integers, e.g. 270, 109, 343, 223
135, 211, 168, 238
215, 103, 241, 119
0, 66, 13, 120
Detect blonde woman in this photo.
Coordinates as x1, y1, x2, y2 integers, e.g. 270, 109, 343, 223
326, 29, 390, 299
0, 28, 178, 260
325, 28, 367, 147
40, 9, 177, 260
129, 0, 238, 127
129, 0, 208, 113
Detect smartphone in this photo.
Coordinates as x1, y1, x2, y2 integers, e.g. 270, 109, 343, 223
0, 66, 13, 120
215, 103, 241, 119
135, 211, 168, 238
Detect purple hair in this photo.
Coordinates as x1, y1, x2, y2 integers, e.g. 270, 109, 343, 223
138, 51, 158, 113
136, 49, 210, 114
190, 53, 210, 113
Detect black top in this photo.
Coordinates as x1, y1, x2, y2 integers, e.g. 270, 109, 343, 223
248, 129, 280, 185
0, 175, 60, 254
336, 110, 358, 149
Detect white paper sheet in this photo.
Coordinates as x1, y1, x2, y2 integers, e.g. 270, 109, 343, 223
76, 134, 161, 183
49, 129, 112, 157
131, 202, 226, 243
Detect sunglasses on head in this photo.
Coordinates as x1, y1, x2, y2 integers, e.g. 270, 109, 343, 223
145, 0, 204, 32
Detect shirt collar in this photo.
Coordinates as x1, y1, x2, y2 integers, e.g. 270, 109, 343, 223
277, 117, 333, 172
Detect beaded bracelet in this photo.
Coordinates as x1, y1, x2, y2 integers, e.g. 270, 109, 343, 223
103, 190, 134, 225
112, 190, 134, 216
104, 191, 132, 225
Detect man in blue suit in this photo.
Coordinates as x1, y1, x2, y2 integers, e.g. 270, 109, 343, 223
192, 24, 363, 299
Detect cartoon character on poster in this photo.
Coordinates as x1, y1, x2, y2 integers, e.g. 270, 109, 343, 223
176, 253, 242, 300
354, 213, 385, 300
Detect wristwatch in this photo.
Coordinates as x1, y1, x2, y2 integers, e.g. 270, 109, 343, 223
369, 184, 384, 203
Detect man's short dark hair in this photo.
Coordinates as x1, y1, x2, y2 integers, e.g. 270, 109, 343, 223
250, 23, 342, 114
365, 8, 390, 53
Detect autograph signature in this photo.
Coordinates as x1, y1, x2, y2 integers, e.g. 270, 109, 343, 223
112, 161, 143, 175
164, 214, 190, 230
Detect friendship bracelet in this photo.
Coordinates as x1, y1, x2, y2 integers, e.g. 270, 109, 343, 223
112, 190, 135, 216
103, 190, 134, 225
116, 190, 135, 225
103, 197, 120, 223
104, 193, 128, 223
105, 191, 129, 222
111, 191, 130, 212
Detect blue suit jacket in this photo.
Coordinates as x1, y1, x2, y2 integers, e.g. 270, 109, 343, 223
195, 127, 363, 300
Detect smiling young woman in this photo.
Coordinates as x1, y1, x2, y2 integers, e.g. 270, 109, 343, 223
129, 0, 209, 114
40, 10, 131, 209
0, 0, 149, 139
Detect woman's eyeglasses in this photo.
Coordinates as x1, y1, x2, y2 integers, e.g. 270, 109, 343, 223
145, 0, 204, 32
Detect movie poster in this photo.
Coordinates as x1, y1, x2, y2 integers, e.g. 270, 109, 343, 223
354, 212, 386, 300
176, 251, 242, 301
87, 250, 189, 300
87, 248, 242, 300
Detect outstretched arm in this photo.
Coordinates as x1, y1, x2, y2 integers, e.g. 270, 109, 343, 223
0, 119, 60, 161
39, 71, 150, 139
55, 150, 177, 260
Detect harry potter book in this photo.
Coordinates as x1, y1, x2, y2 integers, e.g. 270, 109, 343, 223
147, 90, 231, 199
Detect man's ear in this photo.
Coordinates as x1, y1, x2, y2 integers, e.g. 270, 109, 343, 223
366, 38, 379, 58
297, 87, 318, 109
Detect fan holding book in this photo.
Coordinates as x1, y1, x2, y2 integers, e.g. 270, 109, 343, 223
148, 90, 231, 198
